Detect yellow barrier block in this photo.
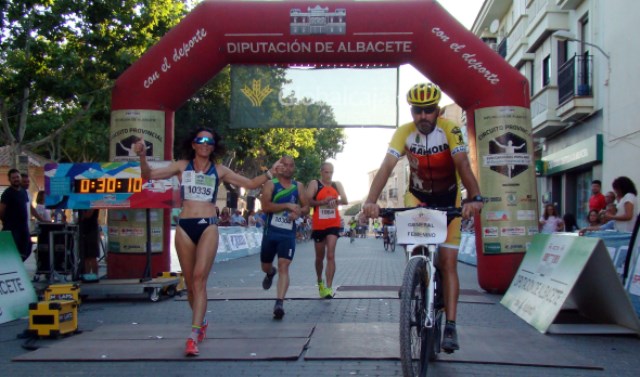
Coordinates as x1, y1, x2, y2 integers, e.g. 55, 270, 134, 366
28, 300, 78, 337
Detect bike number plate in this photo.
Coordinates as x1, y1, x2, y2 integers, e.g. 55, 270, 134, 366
395, 208, 448, 244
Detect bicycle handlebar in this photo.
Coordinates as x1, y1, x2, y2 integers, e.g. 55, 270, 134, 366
379, 206, 462, 221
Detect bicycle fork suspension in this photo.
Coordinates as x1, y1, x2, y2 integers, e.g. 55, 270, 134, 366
412, 244, 437, 329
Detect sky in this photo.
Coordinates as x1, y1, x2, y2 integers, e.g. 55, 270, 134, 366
328, 0, 486, 202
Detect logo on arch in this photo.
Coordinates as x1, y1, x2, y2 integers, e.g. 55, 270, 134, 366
483, 132, 530, 179
290, 6, 347, 35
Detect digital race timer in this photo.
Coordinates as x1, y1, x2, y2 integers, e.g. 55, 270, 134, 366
74, 178, 143, 193
45, 162, 178, 210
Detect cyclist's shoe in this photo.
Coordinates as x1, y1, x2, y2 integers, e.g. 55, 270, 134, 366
262, 267, 277, 290
321, 287, 334, 299
441, 323, 460, 353
185, 338, 199, 356
318, 281, 326, 297
273, 300, 285, 320
197, 320, 208, 343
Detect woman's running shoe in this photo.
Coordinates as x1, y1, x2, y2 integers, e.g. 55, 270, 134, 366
185, 338, 199, 356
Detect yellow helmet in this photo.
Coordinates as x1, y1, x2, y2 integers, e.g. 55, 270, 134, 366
406, 83, 441, 107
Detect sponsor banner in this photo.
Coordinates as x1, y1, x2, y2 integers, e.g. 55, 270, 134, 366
395, 208, 448, 245
0, 232, 38, 324
475, 106, 538, 254
230, 65, 398, 129
107, 209, 164, 254
175, 227, 265, 266
110, 110, 165, 162
228, 233, 249, 251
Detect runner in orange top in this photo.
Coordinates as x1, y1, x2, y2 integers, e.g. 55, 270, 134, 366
306, 162, 348, 298
362, 83, 483, 353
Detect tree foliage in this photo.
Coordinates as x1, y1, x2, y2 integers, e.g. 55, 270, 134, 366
0, 0, 187, 162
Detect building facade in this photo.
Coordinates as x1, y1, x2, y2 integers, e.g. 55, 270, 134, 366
472, 0, 640, 227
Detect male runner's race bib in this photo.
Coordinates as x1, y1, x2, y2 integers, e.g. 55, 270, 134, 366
319, 207, 336, 219
271, 211, 293, 230
182, 171, 216, 202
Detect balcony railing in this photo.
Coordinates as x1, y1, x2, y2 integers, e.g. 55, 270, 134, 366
558, 54, 593, 105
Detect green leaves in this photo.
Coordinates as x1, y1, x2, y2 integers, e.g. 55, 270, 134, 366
0, 0, 186, 162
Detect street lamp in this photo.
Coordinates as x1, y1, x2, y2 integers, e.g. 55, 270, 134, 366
552, 30, 610, 60
553, 30, 610, 85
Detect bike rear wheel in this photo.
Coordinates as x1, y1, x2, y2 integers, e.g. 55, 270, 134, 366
399, 257, 432, 377
384, 237, 389, 251
390, 233, 396, 252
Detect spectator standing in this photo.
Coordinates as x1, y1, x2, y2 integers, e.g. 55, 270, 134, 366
604, 176, 638, 233
539, 204, 564, 234
588, 180, 607, 212
247, 210, 257, 227
35, 191, 52, 223
0, 169, 32, 261
78, 209, 100, 281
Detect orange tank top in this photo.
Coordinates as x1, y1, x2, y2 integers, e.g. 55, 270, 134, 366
312, 180, 341, 230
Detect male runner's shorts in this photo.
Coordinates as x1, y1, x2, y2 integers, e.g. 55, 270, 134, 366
404, 190, 461, 249
311, 227, 341, 243
260, 234, 296, 263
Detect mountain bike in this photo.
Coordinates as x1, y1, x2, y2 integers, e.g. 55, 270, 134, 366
381, 207, 461, 377
383, 224, 397, 252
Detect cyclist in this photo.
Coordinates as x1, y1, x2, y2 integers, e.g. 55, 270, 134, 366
348, 217, 357, 243
381, 211, 395, 246
363, 83, 483, 353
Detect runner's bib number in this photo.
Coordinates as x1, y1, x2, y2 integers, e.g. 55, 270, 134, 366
271, 211, 293, 230
319, 207, 336, 219
182, 171, 216, 202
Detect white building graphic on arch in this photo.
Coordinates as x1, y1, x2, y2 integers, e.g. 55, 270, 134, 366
290, 6, 346, 35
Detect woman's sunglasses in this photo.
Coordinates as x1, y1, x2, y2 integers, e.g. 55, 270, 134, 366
193, 136, 215, 145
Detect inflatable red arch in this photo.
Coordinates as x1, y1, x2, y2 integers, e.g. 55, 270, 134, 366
111, 0, 535, 292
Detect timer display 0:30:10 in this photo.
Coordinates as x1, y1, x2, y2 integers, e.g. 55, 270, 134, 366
74, 178, 143, 193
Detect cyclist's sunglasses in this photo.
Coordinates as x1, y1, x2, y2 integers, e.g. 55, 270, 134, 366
411, 106, 438, 115
193, 136, 215, 145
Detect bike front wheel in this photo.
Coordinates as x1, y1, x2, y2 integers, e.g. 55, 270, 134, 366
399, 257, 432, 377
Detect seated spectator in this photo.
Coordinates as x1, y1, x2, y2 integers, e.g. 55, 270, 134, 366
580, 204, 617, 234
230, 210, 246, 226
586, 209, 601, 227
218, 207, 231, 226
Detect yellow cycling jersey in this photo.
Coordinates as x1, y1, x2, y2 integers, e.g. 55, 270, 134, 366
388, 118, 467, 195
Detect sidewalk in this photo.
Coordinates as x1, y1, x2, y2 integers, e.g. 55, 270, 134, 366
2, 236, 640, 376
